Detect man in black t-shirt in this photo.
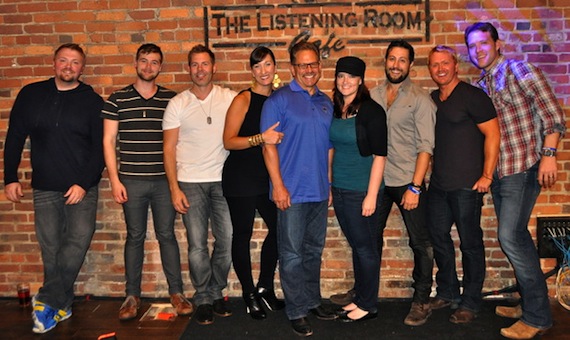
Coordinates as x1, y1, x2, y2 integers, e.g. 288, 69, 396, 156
426, 45, 500, 324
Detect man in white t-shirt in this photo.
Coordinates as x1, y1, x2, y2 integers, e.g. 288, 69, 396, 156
163, 44, 237, 326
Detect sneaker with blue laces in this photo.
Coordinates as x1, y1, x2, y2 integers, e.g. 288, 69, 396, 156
32, 300, 57, 334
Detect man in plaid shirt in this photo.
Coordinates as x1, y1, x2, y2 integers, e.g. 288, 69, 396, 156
465, 22, 566, 340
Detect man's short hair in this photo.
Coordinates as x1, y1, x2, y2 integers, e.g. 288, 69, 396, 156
464, 22, 499, 45
289, 41, 320, 64
385, 39, 415, 63
54, 43, 85, 62
136, 43, 163, 63
188, 44, 215, 65
428, 45, 458, 65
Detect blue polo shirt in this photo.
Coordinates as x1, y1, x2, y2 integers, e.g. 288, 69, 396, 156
260, 80, 333, 203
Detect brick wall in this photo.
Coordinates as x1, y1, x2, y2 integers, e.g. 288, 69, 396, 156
0, 0, 568, 300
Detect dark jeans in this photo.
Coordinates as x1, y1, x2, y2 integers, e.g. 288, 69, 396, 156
277, 201, 328, 320
427, 186, 485, 312
179, 182, 232, 306
377, 184, 433, 303
491, 164, 552, 329
226, 194, 279, 294
122, 178, 183, 297
333, 187, 380, 313
33, 186, 99, 310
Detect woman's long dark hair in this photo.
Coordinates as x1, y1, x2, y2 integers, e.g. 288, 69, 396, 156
333, 79, 371, 119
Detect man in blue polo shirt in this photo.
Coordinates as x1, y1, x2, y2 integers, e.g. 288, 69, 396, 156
261, 41, 335, 337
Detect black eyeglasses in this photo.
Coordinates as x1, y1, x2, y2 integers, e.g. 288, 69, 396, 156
292, 62, 320, 70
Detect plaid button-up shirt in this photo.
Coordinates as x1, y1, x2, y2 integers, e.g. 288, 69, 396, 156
477, 56, 566, 178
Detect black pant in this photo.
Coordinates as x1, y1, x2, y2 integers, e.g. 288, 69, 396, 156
377, 184, 434, 303
226, 194, 279, 294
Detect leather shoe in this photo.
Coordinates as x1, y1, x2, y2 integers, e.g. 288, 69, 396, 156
500, 320, 549, 339
449, 308, 476, 324
213, 298, 232, 317
329, 289, 355, 305
496, 304, 522, 319
429, 297, 459, 310
291, 317, 313, 337
118, 295, 140, 321
244, 292, 266, 320
170, 293, 193, 316
195, 304, 214, 325
310, 305, 337, 320
404, 302, 432, 326
338, 311, 378, 323
256, 286, 285, 311
335, 306, 353, 317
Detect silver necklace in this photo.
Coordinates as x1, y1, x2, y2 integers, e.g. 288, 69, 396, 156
196, 94, 213, 124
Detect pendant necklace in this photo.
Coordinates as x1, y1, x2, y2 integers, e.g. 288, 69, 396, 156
196, 93, 213, 125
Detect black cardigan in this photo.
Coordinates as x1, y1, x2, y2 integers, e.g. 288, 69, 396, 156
355, 99, 388, 157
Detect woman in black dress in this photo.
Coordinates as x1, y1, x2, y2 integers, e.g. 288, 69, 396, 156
222, 47, 285, 319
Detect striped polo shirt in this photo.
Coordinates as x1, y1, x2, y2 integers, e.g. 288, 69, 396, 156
101, 84, 176, 179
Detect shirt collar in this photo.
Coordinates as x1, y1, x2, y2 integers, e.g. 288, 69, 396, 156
479, 55, 506, 82
381, 75, 413, 92
290, 79, 324, 97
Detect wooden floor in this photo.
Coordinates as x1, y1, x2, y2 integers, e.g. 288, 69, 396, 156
0, 297, 568, 339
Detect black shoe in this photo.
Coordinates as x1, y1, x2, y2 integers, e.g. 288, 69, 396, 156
213, 298, 232, 317
334, 306, 354, 317
309, 305, 337, 320
243, 292, 266, 320
291, 317, 313, 337
256, 286, 285, 311
338, 311, 378, 323
195, 304, 214, 325
330, 289, 356, 305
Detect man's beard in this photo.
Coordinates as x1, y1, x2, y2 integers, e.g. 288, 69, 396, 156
385, 68, 409, 84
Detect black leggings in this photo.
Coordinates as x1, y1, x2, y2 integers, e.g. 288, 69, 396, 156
226, 194, 279, 294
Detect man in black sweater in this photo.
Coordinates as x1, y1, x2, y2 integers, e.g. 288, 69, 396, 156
4, 43, 104, 334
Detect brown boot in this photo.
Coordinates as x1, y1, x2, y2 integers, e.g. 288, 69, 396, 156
170, 293, 194, 316
404, 302, 432, 326
118, 296, 140, 321
500, 320, 549, 339
449, 308, 476, 324
329, 289, 355, 305
495, 304, 522, 319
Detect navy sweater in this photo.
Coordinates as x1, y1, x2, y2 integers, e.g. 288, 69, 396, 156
4, 78, 104, 192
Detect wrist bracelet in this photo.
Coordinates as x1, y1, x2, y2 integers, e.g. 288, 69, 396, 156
248, 133, 264, 147
410, 182, 421, 189
408, 185, 421, 195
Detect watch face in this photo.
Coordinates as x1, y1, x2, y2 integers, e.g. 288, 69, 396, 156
542, 149, 556, 157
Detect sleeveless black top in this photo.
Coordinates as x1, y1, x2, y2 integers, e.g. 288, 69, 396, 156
222, 89, 270, 197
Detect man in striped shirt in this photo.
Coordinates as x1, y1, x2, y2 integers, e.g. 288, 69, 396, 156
102, 43, 193, 321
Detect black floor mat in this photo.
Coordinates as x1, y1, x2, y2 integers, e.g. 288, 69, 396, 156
181, 298, 515, 339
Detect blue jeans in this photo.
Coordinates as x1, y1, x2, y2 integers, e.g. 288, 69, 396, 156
377, 184, 433, 303
122, 178, 182, 297
427, 186, 485, 312
277, 201, 328, 320
333, 187, 380, 313
33, 186, 99, 310
491, 164, 552, 329
179, 182, 232, 306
